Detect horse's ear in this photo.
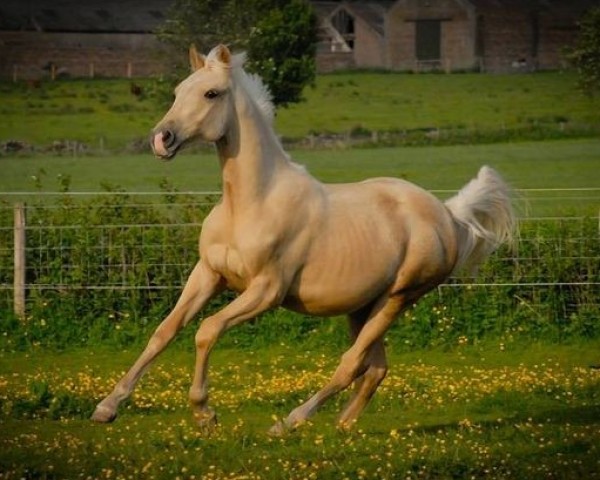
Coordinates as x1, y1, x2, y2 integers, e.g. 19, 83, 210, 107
189, 44, 205, 72
207, 44, 232, 67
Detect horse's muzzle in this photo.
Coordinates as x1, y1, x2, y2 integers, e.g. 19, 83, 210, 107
151, 129, 179, 159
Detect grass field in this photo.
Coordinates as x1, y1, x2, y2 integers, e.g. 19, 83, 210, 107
1, 70, 599, 479
1, 71, 599, 149
2, 139, 599, 217
1, 341, 599, 479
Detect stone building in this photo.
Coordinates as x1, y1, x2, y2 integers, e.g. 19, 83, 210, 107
316, 0, 597, 73
0, 0, 171, 80
0, 0, 596, 79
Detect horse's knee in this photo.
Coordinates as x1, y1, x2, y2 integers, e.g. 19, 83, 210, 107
194, 320, 222, 351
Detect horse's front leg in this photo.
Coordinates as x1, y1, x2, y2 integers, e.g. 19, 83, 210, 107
188, 276, 283, 429
91, 260, 224, 423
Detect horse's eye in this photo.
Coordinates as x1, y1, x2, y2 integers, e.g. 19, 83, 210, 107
204, 89, 221, 100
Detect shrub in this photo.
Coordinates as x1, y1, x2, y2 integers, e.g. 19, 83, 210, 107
0, 194, 597, 351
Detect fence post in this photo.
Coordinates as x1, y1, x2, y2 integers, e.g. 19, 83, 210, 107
14, 203, 26, 319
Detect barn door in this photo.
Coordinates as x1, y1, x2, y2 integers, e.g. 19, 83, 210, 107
416, 20, 441, 61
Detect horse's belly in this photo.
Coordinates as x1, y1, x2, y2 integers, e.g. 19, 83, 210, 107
283, 263, 396, 316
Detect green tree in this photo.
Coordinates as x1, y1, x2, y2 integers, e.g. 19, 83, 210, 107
157, 0, 317, 107
567, 7, 600, 96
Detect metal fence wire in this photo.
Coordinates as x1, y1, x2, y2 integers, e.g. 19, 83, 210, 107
0, 189, 598, 327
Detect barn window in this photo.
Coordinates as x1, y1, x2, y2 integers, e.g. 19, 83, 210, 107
415, 20, 441, 61
331, 9, 355, 50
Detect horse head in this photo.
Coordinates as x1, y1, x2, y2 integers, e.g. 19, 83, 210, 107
151, 44, 235, 159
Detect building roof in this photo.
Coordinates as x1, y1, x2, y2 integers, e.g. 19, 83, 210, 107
468, 0, 597, 15
2, 0, 594, 35
0, 0, 172, 33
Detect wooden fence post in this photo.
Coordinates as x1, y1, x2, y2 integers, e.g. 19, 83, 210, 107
14, 203, 26, 319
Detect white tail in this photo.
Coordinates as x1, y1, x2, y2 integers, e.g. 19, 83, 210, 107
445, 166, 515, 274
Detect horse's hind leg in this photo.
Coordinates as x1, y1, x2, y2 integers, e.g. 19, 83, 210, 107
91, 260, 223, 423
338, 338, 387, 427
336, 311, 388, 427
270, 295, 401, 435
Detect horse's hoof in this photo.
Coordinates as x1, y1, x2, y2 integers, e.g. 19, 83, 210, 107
268, 422, 290, 437
91, 405, 117, 423
268, 415, 308, 436
194, 409, 218, 433
336, 419, 357, 432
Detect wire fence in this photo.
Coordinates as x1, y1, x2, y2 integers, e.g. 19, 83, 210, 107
0, 189, 598, 327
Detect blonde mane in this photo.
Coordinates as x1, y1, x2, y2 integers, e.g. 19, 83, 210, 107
232, 53, 275, 124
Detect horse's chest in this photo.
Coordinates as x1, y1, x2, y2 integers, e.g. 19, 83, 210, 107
204, 243, 249, 292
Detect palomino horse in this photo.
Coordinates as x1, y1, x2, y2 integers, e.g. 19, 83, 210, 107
92, 45, 514, 433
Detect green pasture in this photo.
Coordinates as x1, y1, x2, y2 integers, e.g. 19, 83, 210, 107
1, 70, 599, 479
0, 71, 599, 149
2, 139, 599, 217
1, 341, 599, 479
0, 139, 598, 478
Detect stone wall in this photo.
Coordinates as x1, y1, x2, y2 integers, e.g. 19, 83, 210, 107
352, 15, 386, 69
316, 52, 355, 73
0, 31, 170, 80
476, 3, 585, 73
386, 0, 477, 72
537, 10, 580, 71
478, 5, 536, 73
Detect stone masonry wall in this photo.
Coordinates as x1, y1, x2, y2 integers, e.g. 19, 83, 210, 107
0, 31, 170, 80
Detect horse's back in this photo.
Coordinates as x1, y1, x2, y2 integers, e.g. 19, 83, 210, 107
283, 177, 457, 315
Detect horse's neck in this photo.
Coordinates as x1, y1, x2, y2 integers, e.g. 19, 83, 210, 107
216, 90, 292, 212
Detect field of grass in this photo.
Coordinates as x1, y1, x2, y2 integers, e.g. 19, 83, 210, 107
280, 71, 600, 138
2, 139, 599, 217
1, 70, 599, 480
1, 341, 599, 479
1, 71, 599, 150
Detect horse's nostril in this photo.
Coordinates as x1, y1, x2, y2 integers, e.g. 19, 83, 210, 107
162, 130, 176, 148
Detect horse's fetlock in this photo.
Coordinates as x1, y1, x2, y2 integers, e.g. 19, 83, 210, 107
189, 386, 208, 407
